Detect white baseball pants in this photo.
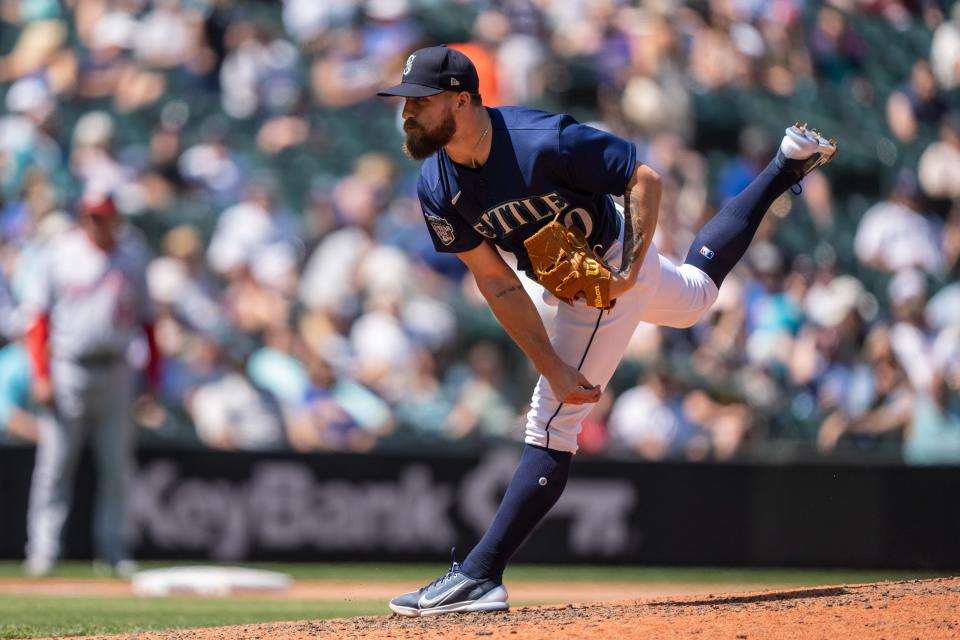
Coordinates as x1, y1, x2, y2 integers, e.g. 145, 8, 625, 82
524, 214, 718, 453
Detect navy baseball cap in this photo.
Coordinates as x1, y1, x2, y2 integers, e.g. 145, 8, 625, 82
377, 45, 479, 98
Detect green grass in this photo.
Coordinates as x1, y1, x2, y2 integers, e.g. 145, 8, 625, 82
0, 595, 383, 639
0, 562, 951, 639
0, 560, 948, 584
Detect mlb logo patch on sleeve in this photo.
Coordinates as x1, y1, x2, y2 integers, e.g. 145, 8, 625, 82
426, 214, 456, 245
699, 246, 715, 260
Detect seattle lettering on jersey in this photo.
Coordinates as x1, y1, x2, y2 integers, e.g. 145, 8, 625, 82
472, 192, 595, 240
415, 107, 636, 277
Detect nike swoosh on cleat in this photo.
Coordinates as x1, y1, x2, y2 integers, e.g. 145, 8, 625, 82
418, 582, 465, 608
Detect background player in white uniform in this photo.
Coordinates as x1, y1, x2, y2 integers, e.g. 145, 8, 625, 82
378, 46, 837, 616
23, 194, 159, 576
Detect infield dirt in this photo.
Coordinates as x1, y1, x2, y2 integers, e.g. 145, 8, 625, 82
56, 576, 959, 640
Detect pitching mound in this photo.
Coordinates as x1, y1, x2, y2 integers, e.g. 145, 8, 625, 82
70, 576, 959, 640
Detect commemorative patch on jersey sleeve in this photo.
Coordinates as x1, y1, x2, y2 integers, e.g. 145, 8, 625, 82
425, 214, 456, 245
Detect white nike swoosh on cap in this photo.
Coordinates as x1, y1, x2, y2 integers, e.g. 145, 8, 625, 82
418, 582, 464, 608
451, 190, 462, 205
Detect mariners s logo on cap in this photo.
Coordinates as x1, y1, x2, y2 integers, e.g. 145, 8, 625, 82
377, 45, 480, 98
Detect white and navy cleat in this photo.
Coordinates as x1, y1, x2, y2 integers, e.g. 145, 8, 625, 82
389, 553, 509, 617
776, 122, 838, 181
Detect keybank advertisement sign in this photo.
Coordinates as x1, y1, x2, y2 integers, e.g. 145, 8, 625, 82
2, 447, 958, 567
127, 449, 638, 561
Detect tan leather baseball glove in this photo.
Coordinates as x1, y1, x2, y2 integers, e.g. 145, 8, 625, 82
524, 220, 613, 309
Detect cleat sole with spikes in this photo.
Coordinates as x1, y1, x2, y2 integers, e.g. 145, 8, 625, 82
778, 123, 838, 180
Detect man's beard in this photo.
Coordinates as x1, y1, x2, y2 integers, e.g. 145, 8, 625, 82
403, 110, 456, 160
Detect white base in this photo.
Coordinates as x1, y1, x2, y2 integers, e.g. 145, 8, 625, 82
131, 566, 292, 597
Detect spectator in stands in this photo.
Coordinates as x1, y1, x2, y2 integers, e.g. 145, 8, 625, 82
306, 1, 423, 110
1, 80, 63, 206
742, 242, 805, 370
755, 7, 810, 97
682, 389, 753, 461
207, 181, 301, 278
284, 338, 391, 452
186, 335, 288, 451
687, 277, 749, 394
684, 10, 746, 91
792, 275, 871, 430
177, 119, 244, 208
149, 225, 226, 337
0, 0, 68, 84
808, 5, 866, 84
715, 127, 773, 205
69, 111, 131, 203
131, 125, 179, 214
887, 60, 948, 143
888, 268, 938, 392
134, 0, 195, 70
904, 350, 960, 465
393, 347, 453, 437
854, 169, 944, 275
942, 203, 960, 277
0, 271, 36, 443
299, 153, 393, 318
930, 4, 960, 91
817, 324, 914, 453
444, 342, 515, 441
281, 0, 356, 46
917, 111, 960, 200
0, 338, 37, 444
608, 367, 707, 461
219, 21, 301, 119
77, 10, 166, 113
246, 323, 309, 406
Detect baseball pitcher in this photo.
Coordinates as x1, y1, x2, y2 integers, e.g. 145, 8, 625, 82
378, 45, 836, 616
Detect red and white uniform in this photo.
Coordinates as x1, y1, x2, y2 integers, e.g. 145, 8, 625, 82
24, 224, 156, 568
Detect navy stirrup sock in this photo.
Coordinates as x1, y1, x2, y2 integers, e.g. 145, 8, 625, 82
684, 158, 799, 287
461, 444, 572, 579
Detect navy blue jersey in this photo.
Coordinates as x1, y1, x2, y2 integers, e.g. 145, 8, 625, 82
417, 107, 636, 278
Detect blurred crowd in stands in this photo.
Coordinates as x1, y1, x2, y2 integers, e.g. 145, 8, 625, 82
1, 0, 960, 463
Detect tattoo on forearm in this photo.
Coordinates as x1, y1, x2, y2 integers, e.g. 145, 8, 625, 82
621, 189, 637, 272
494, 285, 523, 298
619, 187, 647, 274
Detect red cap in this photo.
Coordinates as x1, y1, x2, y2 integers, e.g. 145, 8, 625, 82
81, 194, 118, 217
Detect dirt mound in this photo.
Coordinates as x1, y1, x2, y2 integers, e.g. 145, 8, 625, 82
66, 576, 960, 640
